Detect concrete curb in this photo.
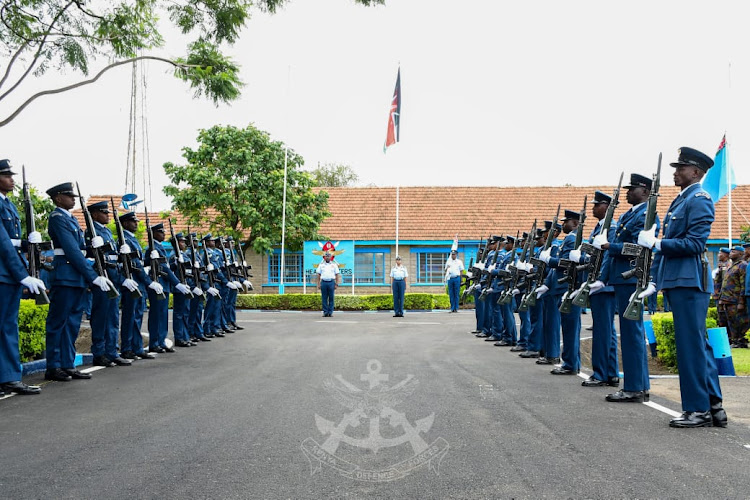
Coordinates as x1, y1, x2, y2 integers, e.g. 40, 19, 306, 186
22, 353, 93, 376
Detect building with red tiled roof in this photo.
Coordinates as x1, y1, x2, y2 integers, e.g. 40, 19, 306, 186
73, 186, 750, 295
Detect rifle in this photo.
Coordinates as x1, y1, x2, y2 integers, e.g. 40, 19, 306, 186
559, 196, 588, 314
21, 166, 51, 304
186, 228, 206, 305
461, 237, 489, 302
110, 197, 142, 299
520, 204, 561, 310
572, 173, 624, 308
76, 183, 119, 299
168, 218, 193, 298
201, 234, 222, 300
143, 208, 166, 301
232, 239, 254, 291
478, 239, 503, 301
621, 153, 661, 320
501, 223, 535, 306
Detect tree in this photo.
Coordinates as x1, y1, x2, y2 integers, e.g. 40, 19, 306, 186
163, 123, 330, 254
309, 162, 359, 187
0, 0, 385, 127
9, 183, 55, 237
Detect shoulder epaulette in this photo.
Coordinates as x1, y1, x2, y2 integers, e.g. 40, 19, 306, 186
695, 192, 711, 199
50, 212, 61, 217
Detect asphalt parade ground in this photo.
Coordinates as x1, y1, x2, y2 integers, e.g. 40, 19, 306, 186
2, 310, 750, 499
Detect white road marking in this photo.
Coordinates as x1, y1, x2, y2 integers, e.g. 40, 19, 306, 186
81, 366, 106, 374
644, 401, 682, 418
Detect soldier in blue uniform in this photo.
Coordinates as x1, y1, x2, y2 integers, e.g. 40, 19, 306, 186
0, 159, 44, 396
594, 173, 658, 403
540, 210, 581, 373
510, 232, 532, 353
535, 221, 562, 365
639, 147, 725, 428
216, 237, 237, 334
225, 236, 245, 330
118, 212, 159, 360
202, 234, 225, 337
519, 226, 551, 359
145, 223, 190, 353
494, 236, 518, 346
183, 233, 210, 342
44, 182, 114, 382
170, 232, 196, 347
87, 201, 131, 368
580, 191, 620, 387
475, 237, 500, 339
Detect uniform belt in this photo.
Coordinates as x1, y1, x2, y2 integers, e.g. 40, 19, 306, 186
107, 255, 119, 261
393, 278, 405, 281
321, 279, 335, 282
54, 248, 86, 256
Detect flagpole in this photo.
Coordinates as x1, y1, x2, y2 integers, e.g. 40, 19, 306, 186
395, 185, 400, 257
727, 134, 732, 246
279, 65, 291, 295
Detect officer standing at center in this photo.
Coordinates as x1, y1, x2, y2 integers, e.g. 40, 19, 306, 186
639, 147, 725, 428
0, 159, 44, 396
445, 249, 464, 313
390, 255, 408, 317
317, 251, 340, 317
45, 182, 113, 382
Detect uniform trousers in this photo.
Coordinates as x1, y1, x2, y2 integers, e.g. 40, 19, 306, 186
589, 291, 619, 382
90, 287, 121, 360
542, 293, 562, 359
189, 295, 205, 338
147, 289, 170, 349
45, 285, 86, 370
320, 280, 336, 315
490, 292, 504, 338
227, 286, 238, 324
447, 276, 461, 312
560, 304, 582, 371
614, 284, 649, 392
392, 279, 406, 316
0, 284, 22, 383
473, 288, 483, 331
203, 293, 221, 334
172, 291, 190, 343
665, 288, 722, 412
527, 299, 544, 353
516, 294, 531, 349
500, 298, 517, 344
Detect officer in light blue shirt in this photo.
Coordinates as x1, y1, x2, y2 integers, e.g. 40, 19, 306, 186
390, 255, 408, 317
317, 252, 340, 317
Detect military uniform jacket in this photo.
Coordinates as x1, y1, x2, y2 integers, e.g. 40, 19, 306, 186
94, 221, 123, 285
124, 230, 153, 287
588, 221, 614, 294
651, 183, 713, 292
600, 203, 659, 286
489, 249, 508, 290
545, 234, 572, 295
48, 207, 97, 287
0, 195, 29, 285
206, 248, 228, 285
719, 259, 746, 304
480, 250, 496, 286
182, 247, 206, 289
145, 240, 180, 292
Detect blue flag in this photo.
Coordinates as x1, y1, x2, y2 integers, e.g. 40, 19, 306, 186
702, 135, 736, 203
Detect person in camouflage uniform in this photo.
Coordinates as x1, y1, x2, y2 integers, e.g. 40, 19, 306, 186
712, 248, 730, 304
718, 246, 748, 348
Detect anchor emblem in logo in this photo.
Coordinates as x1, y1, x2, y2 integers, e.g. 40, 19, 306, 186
301, 360, 449, 482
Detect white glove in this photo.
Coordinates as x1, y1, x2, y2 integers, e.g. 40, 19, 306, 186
150, 250, 159, 259
589, 280, 605, 293
511, 288, 521, 296
539, 249, 551, 264
233, 281, 243, 289
226, 281, 237, 290
593, 231, 609, 250
143, 266, 151, 275
27, 231, 42, 244
92, 275, 111, 292
488, 264, 496, 272
637, 224, 659, 249
194, 260, 202, 268
20, 276, 45, 294
176, 283, 191, 295
712, 268, 719, 280
207, 287, 219, 297
474, 262, 485, 271
519, 262, 532, 272
535, 284, 549, 298
148, 281, 164, 294
120, 244, 132, 254
570, 285, 583, 300
637, 282, 657, 299
465, 271, 473, 279
561, 291, 569, 302
178, 255, 185, 263
192, 287, 204, 296
568, 249, 582, 263
243, 260, 248, 266
122, 278, 138, 292
207, 264, 215, 272
91, 236, 104, 248
243, 280, 252, 289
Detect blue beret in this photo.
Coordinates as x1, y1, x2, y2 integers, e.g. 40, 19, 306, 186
719, 247, 730, 254
670, 147, 713, 172
624, 173, 652, 190
732, 246, 744, 252
46, 182, 75, 197
592, 190, 612, 204
87, 200, 110, 213
0, 159, 17, 175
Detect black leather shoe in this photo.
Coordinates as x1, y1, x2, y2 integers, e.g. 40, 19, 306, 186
63, 368, 92, 379
45, 368, 72, 382
121, 351, 137, 360
151, 347, 166, 354
0, 389, 4, 397
214, 332, 226, 338
1, 381, 41, 395
163, 347, 176, 353
710, 402, 728, 428
222, 328, 233, 334
175, 341, 191, 347
475, 333, 490, 338
484, 336, 500, 342
93, 356, 116, 367
204, 333, 215, 338
495, 340, 513, 346
606, 377, 620, 387
198, 336, 211, 342
535, 357, 552, 365
136, 352, 156, 360
509, 346, 525, 352
669, 411, 713, 428
551, 367, 578, 375
231, 323, 244, 330
582, 377, 607, 387
470, 330, 482, 334
519, 350, 540, 358
112, 357, 132, 366
188, 341, 198, 346
606, 390, 649, 403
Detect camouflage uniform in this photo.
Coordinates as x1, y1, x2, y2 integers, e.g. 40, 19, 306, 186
718, 259, 749, 344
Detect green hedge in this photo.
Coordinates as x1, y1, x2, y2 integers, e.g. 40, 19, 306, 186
651, 311, 718, 371
235, 293, 450, 311
19, 300, 48, 363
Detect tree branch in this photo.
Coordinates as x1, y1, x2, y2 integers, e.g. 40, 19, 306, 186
0, 55, 194, 128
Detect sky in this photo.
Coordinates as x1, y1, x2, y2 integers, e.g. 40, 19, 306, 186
2, 0, 750, 211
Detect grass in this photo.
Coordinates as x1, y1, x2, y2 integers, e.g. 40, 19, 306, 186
730, 348, 750, 375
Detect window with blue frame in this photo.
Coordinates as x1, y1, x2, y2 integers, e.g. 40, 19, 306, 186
268, 252, 303, 284
355, 251, 386, 284
415, 252, 448, 284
